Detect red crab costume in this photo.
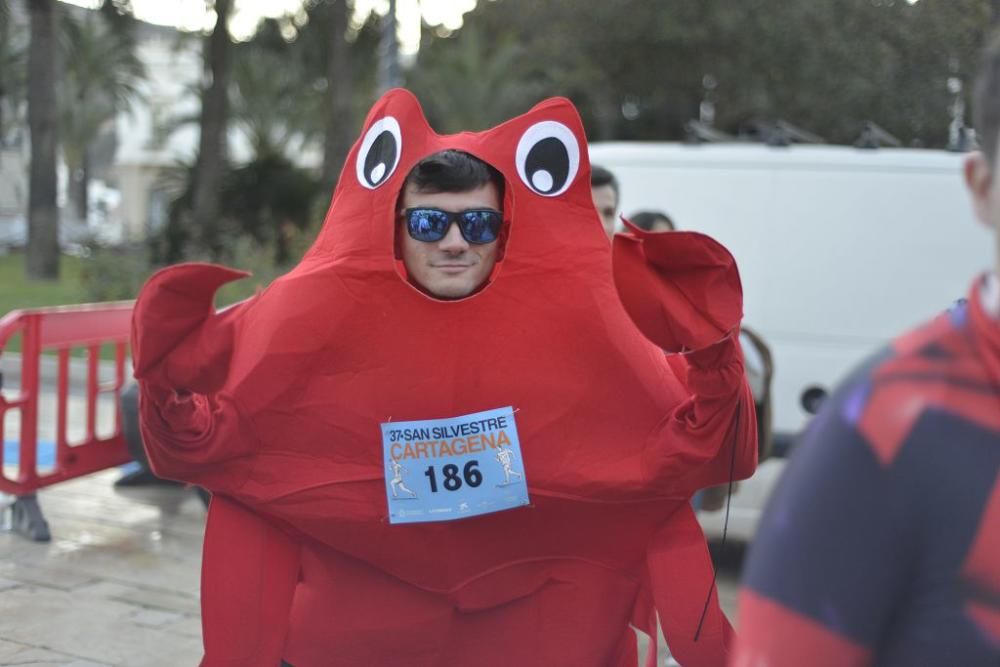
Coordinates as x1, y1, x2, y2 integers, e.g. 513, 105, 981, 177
132, 90, 757, 667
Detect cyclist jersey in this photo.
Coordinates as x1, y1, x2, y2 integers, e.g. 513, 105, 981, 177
735, 274, 1000, 667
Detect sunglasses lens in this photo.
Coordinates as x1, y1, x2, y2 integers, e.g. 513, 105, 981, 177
404, 208, 502, 244
460, 210, 502, 244
407, 209, 450, 242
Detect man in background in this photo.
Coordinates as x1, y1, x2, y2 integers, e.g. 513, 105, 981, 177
619, 204, 776, 507
629, 210, 675, 232
734, 35, 1000, 666
592, 175, 775, 509
591, 164, 620, 237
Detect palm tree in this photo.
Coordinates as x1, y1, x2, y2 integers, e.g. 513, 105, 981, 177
322, 0, 353, 191
191, 0, 233, 258
408, 24, 543, 134
26, 0, 58, 280
229, 21, 321, 160
0, 0, 27, 147
58, 11, 146, 223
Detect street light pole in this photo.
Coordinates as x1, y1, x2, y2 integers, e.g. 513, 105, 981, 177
378, 0, 401, 93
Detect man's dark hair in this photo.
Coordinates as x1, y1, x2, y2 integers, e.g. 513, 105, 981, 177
974, 31, 1000, 169
590, 165, 619, 200
630, 210, 675, 232
405, 150, 504, 197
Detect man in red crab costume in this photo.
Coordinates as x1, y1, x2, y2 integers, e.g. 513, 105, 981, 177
131, 90, 757, 666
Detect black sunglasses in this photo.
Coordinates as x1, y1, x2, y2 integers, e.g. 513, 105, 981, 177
401, 207, 503, 245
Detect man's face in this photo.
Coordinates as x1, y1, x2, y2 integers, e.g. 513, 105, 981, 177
399, 182, 501, 299
591, 184, 618, 238
964, 136, 1000, 273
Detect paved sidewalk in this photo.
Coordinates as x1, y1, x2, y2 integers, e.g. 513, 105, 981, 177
0, 470, 205, 667
0, 468, 741, 667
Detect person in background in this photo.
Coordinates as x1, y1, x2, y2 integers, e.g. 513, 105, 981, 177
622, 207, 775, 510
590, 164, 620, 238
734, 34, 1000, 667
629, 210, 676, 232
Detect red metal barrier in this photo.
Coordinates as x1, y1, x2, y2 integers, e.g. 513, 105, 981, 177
0, 302, 134, 539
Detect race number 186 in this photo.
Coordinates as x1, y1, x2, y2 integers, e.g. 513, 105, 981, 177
424, 460, 482, 493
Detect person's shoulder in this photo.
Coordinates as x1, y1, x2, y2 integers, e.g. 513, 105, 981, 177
849, 301, 999, 464
890, 299, 976, 368
882, 299, 992, 399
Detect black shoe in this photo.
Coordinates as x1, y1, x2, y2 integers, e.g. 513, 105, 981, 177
114, 468, 183, 488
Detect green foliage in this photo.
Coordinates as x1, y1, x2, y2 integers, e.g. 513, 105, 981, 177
57, 11, 146, 158
76, 231, 307, 310
56, 7, 146, 222
230, 19, 323, 157
0, 253, 88, 316
77, 243, 152, 302
293, 2, 383, 141
412, 0, 995, 146
0, 0, 27, 141
408, 23, 547, 133
154, 153, 320, 266
223, 153, 321, 264
158, 7, 369, 265
213, 236, 292, 307
203, 3, 384, 168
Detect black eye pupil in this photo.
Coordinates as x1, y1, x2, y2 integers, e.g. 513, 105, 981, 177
364, 130, 398, 186
525, 137, 570, 194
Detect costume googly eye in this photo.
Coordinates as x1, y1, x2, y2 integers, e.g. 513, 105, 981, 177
356, 117, 402, 189
515, 121, 580, 197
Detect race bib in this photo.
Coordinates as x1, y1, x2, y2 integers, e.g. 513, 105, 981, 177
381, 406, 530, 524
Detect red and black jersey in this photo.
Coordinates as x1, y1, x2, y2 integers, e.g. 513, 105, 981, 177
735, 275, 1000, 666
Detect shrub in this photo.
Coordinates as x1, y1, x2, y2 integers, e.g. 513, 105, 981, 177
78, 243, 154, 302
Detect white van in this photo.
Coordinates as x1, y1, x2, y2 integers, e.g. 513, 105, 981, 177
589, 142, 994, 540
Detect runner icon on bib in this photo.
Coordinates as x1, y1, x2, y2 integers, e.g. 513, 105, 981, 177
380, 407, 530, 524
387, 459, 418, 499
495, 446, 523, 486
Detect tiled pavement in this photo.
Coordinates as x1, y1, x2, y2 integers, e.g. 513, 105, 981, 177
0, 375, 740, 667
0, 471, 206, 667
0, 360, 741, 665
0, 469, 741, 667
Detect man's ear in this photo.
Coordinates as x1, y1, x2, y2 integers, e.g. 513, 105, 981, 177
965, 151, 996, 230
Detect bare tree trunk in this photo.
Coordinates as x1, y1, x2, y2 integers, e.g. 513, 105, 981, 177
192, 0, 232, 258
75, 149, 90, 223
0, 1, 7, 147
27, 0, 59, 280
322, 0, 354, 192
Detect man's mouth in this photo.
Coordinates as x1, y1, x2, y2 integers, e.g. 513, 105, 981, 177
433, 263, 473, 274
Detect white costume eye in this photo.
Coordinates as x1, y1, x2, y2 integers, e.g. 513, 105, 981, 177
356, 116, 402, 189
515, 121, 580, 197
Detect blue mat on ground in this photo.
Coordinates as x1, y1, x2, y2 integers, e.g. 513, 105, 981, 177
3, 440, 56, 467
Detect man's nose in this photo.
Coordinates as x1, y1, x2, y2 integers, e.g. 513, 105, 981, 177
438, 222, 469, 252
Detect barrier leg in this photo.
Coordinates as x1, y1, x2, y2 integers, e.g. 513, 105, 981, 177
12, 494, 50, 542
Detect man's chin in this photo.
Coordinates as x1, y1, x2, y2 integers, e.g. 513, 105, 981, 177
426, 280, 476, 299
422, 268, 487, 299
